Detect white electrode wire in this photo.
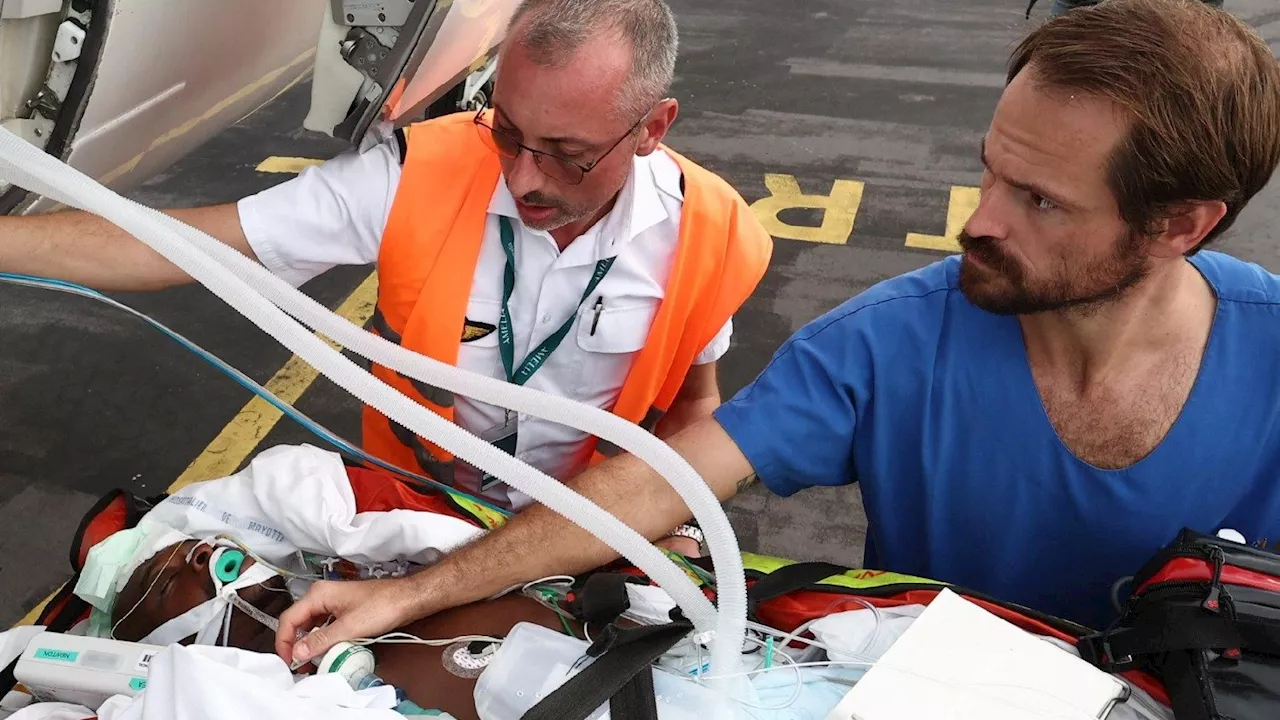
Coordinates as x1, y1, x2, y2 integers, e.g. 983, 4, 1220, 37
349, 632, 505, 648
743, 620, 833, 654
109, 540, 187, 640
0, 129, 746, 682
521, 576, 576, 594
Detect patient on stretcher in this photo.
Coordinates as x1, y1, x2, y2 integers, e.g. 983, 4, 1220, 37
108, 539, 579, 720
67, 444, 584, 720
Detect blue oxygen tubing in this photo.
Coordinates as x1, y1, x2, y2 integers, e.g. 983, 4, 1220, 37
0, 271, 512, 519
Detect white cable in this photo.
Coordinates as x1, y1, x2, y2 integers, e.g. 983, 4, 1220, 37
521, 576, 576, 594
0, 129, 747, 682
110, 541, 187, 640
743, 620, 832, 654
740, 596, 885, 663
349, 632, 504, 648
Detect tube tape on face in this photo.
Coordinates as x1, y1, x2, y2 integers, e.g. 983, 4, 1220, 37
139, 562, 279, 646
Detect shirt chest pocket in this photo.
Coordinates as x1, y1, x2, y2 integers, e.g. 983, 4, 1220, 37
455, 299, 503, 381
571, 301, 658, 401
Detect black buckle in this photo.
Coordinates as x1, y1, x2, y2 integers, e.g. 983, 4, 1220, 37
1079, 629, 1137, 673
1100, 635, 1137, 672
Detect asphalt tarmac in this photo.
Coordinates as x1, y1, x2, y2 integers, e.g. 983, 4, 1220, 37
1, 0, 1277, 625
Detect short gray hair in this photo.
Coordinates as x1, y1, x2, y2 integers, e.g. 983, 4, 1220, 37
506, 0, 679, 120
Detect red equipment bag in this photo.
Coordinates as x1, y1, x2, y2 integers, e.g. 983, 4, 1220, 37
1078, 528, 1280, 720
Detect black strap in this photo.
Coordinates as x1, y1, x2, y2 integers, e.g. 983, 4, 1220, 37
1080, 606, 1280, 670
394, 128, 408, 166
568, 573, 634, 625
609, 663, 657, 719
747, 561, 850, 615
387, 418, 456, 484
369, 307, 402, 344
1161, 650, 1215, 720
523, 620, 693, 720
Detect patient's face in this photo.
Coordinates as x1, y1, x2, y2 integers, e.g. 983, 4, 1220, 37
112, 540, 289, 653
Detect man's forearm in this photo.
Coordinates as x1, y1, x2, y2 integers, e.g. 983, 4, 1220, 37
0, 204, 253, 292
413, 453, 690, 614
406, 417, 754, 617
655, 394, 719, 439
656, 362, 722, 439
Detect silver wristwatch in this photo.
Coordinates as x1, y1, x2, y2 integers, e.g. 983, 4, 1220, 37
666, 523, 705, 546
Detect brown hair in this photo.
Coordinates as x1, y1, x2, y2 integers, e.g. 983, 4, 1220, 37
1008, 0, 1280, 252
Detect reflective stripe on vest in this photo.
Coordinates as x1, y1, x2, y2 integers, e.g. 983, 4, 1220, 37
368, 305, 458, 482
386, 416, 456, 485
360, 111, 773, 482
370, 307, 456, 408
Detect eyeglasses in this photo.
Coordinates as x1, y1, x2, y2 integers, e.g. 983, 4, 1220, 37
473, 102, 649, 186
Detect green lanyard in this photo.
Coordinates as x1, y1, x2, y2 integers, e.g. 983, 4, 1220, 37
498, 216, 616, 387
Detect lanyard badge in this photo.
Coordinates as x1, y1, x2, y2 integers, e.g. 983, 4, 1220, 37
480, 217, 616, 492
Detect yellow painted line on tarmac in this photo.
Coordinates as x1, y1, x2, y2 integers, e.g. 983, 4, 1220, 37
257, 156, 326, 174
169, 271, 380, 494
905, 186, 981, 253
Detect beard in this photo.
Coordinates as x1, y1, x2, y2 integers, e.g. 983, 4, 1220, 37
957, 228, 1152, 316
515, 190, 595, 232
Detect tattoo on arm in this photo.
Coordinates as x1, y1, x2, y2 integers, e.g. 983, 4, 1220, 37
736, 474, 758, 494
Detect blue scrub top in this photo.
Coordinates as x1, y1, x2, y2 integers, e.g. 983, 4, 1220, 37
715, 251, 1280, 629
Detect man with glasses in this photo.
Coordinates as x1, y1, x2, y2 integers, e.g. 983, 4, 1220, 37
0, 0, 773, 550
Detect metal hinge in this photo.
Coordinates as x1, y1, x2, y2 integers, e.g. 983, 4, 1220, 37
24, 85, 61, 119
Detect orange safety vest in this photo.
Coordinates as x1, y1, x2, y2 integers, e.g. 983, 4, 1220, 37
362, 111, 773, 483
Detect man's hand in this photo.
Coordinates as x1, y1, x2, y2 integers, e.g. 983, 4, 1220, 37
276, 576, 429, 665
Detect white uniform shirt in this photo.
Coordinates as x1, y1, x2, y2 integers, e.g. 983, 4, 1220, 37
237, 138, 733, 509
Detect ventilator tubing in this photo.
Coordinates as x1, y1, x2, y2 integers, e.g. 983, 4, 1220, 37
0, 129, 746, 683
